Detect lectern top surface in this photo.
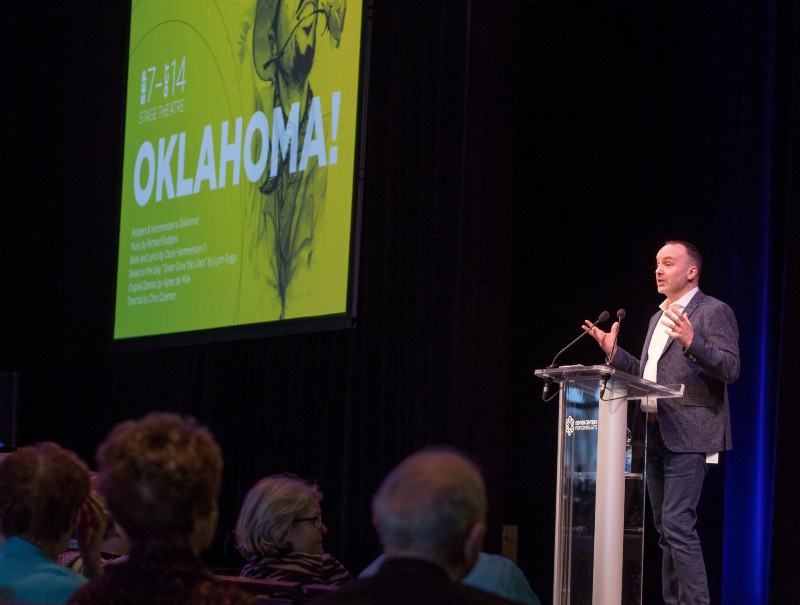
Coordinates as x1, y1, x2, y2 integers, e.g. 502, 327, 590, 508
535, 364, 684, 399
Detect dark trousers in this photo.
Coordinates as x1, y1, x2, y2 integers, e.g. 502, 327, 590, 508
647, 422, 709, 605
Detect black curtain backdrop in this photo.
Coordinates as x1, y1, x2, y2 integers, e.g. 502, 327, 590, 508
3, 1, 799, 604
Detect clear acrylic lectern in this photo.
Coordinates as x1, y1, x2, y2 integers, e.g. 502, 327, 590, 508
534, 364, 684, 605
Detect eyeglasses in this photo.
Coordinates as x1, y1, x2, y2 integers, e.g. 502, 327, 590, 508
293, 515, 323, 529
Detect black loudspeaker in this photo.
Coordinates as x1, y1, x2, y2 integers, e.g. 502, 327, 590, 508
0, 371, 19, 449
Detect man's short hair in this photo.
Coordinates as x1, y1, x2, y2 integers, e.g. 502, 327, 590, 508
372, 447, 487, 557
664, 240, 703, 275
0, 442, 91, 545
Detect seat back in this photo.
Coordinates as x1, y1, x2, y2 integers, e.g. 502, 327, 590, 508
215, 575, 304, 600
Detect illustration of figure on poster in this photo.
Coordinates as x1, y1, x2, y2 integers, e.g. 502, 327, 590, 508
250, 0, 347, 319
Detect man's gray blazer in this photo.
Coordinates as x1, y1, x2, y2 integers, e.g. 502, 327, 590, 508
612, 290, 740, 453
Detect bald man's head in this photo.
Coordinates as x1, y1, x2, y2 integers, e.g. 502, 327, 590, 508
372, 447, 487, 559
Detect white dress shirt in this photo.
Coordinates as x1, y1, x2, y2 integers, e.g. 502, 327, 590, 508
641, 287, 699, 413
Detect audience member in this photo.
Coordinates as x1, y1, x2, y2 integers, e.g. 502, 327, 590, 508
66, 412, 254, 605
59, 518, 129, 574
312, 446, 518, 605
235, 474, 351, 586
359, 551, 540, 604
59, 473, 130, 574
0, 442, 108, 603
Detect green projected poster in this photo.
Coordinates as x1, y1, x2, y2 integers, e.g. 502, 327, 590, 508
114, 0, 362, 343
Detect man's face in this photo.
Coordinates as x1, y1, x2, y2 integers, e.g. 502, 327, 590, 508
275, 0, 318, 81
655, 243, 698, 302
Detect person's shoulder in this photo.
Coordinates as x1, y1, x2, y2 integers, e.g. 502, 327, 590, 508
475, 552, 518, 570
281, 551, 348, 569
280, 551, 331, 563
16, 563, 88, 604
465, 554, 539, 605
21, 550, 88, 585
282, 550, 346, 571
689, 291, 737, 319
694, 290, 733, 310
465, 552, 515, 587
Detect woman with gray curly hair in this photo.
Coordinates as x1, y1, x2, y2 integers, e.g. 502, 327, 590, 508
235, 474, 350, 586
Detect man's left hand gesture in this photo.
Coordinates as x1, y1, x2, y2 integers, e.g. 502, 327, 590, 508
662, 309, 693, 349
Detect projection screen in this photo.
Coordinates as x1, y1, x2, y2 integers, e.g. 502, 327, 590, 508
113, 0, 367, 349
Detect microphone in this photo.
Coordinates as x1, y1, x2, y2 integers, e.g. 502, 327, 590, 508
606, 308, 626, 364
542, 310, 610, 401
600, 309, 626, 399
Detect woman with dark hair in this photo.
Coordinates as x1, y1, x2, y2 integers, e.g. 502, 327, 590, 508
235, 474, 350, 586
0, 442, 108, 603
67, 412, 253, 605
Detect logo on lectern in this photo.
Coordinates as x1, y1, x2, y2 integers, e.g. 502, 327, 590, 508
565, 416, 575, 436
